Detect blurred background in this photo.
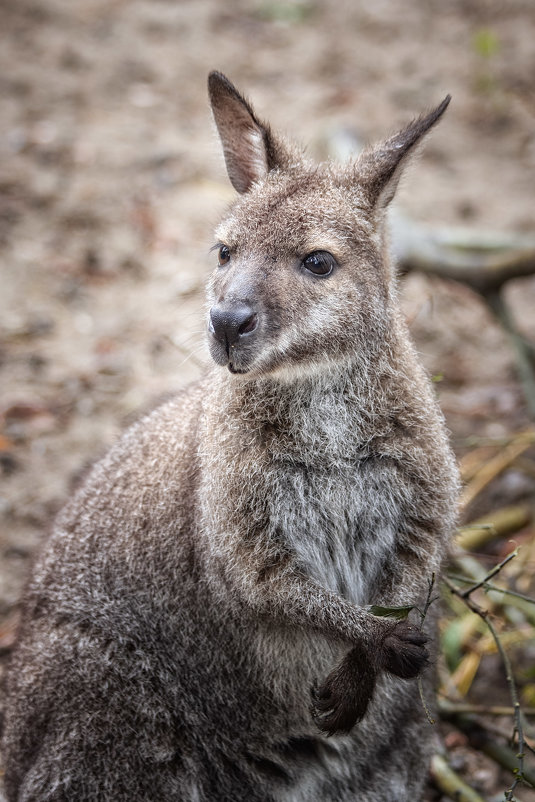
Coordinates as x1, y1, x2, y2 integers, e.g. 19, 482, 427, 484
1, 1, 535, 799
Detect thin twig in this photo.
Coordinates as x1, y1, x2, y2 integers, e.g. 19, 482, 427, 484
444, 568, 531, 798
447, 574, 535, 606
418, 573, 438, 626
460, 549, 518, 599
451, 552, 535, 625
417, 574, 437, 725
483, 616, 528, 800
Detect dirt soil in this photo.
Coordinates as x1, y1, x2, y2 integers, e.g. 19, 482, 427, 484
1, 1, 535, 799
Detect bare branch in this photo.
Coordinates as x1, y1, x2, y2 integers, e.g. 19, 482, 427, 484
450, 551, 535, 625
444, 565, 533, 798
460, 549, 518, 599
430, 753, 487, 802
391, 213, 535, 417
391, 213, 535, 296
439, 701, 535, 718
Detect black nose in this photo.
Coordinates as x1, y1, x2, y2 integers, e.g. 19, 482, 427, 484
209, 302, 258, 349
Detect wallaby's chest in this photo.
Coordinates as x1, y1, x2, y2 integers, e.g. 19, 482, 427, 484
207, 380, 402, 605
265, 454, 400, 606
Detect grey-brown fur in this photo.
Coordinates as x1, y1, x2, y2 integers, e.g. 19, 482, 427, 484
2, 72, 459, 801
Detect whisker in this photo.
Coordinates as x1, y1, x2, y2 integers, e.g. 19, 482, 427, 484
173, 341, 209, 371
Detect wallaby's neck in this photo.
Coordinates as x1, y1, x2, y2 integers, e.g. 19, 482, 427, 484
211, 330, 417, 459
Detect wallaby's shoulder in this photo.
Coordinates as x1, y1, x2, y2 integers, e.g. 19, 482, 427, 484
29, 377, 211, 586
87, 373, 208, 481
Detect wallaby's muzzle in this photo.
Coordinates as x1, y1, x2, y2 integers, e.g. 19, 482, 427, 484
208, 301, 259, 373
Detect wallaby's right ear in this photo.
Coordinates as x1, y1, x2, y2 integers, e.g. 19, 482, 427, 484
356, 95, 451, 213
208, 71, 292, 194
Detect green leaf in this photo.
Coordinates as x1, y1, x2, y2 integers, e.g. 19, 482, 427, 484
473, 29, 500, 59
256, 1, 313, 24
368, 604, 414, 620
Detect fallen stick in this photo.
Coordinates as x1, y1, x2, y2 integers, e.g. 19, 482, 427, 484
429, 753, 487, 802
459, 435, 535, 512
439, 702, 535, 718
456, 503, 532, 551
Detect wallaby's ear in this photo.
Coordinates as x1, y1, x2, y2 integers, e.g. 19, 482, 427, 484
208, 71, 292, 194
356, 96, 451, 212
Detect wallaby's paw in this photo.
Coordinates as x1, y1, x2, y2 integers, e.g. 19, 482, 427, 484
380, 620, 428, 679
311, 647, 376, 736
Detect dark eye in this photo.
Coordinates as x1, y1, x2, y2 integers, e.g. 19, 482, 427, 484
302, 251, 336, 277
218, 245, 231, 266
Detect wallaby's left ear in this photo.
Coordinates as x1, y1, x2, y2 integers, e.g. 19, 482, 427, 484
356, 95, 451, 212
208, 71, 296, 194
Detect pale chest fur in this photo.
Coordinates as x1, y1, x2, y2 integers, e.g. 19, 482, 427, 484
264, 456, 400, 606
203, 370, 410, 607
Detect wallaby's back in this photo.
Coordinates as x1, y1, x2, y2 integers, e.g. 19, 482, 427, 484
2, 73, 459, 802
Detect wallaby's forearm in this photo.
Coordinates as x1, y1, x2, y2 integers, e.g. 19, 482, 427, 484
245, 566, 390, 643
215, 534, 432, 646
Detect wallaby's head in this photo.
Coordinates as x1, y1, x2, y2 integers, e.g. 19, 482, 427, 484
207, 71, 450, 379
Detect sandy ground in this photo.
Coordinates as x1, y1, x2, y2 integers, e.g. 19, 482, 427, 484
1, 0, 535, 798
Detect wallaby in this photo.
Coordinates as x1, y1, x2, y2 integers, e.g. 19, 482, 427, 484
2, 72, 459, 802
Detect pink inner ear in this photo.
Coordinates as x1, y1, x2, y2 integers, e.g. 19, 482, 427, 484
209, 72, 274, 193
243, 128, 269, 182
217, 114, 269, 194
219, 124, 268, 194
209, 71, 302, 193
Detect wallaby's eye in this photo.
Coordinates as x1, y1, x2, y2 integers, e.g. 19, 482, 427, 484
218, 245, 231, 267
302, 251, 336, 277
